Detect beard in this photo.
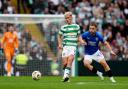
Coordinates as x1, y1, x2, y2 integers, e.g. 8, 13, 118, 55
90, 31, 96, 35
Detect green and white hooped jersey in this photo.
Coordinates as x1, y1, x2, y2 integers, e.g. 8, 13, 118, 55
59, 24, 80, 47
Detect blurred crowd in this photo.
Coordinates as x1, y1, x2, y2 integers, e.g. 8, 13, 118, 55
0, 0, 127, 60
32, 0, 127, 61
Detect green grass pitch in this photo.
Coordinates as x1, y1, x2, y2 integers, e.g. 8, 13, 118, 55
0, 76, 128, 89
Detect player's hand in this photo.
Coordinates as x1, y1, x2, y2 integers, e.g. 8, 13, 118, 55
15, 48, 19, 54
0, 48, 4, 54
110, 50, 116, 56
58, 44, 63, 50
81, 41, 87, 45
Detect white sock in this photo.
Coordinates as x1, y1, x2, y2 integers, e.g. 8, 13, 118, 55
110, 77, 116, 83
96, 71, 101, 75
110, 77, 114, 80
64, 68, 70, 78
7, 72, 11, 77
96, 71, 104, 80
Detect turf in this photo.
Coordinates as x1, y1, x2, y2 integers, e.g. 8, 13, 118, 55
0, 76, 128, 89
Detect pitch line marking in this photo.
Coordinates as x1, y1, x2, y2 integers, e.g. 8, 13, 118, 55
76, 82, 128, 86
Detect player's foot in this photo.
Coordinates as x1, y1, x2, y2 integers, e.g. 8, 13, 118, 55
61, 78, 70, 82
7, 72, 11, 77
67, 80, 70, 82
97, 72, 104, 80
110, 77, 116, 83
62, 77, 69, 82
62, 74, 70, 82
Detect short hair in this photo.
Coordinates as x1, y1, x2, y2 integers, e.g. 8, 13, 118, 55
6, 24, 14, 31
90, 22, 97, 28
7, 23, 14, 27
64, 11, 72, 17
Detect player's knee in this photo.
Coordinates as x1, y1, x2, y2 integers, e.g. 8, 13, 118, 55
69, 55, 74, 59
6, 58, 11, 62
101, 62, 109, 68
83, 60, 91, 67
68, 55, 74, 62
67, 60, 73, 67
7, 60, 12, 64
63, 62, 67, 66
6, 56, 11, 62
62, 61, 67, 66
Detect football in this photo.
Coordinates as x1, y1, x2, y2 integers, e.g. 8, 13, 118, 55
32, 71, 41, 80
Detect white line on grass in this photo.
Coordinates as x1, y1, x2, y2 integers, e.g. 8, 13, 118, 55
76, 82, 128, 86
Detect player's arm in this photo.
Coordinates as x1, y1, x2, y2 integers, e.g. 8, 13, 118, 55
98, 32, 116, 56
58, 28, 63, 49
77, 25, 87, 45
104, 41, 116, 56
1, 33, 6, 49
14, 35, 19, 54
58, 34, 63, 49
0, 33, 6, 53
78, 35, 87, 45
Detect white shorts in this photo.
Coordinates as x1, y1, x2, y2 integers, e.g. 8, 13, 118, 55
62, 46, 76, 58
84, 50, 105, 63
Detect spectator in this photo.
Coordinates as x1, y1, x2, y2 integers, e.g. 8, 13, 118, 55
15, 49, 28, 76
17, 0, 27, 13
22, 29, 32, 42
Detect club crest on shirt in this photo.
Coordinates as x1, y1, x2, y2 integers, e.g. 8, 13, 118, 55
96, 37, 98, 41
8, 38, 14, 43
87, 37, 90, 40
88, 41, 96, 46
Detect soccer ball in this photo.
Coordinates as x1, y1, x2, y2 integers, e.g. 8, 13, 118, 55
32, 71, 41, 80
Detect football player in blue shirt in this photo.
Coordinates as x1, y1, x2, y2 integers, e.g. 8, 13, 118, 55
82, 22, 116, 83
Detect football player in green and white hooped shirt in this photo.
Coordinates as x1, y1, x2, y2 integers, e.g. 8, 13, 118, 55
58, 12, 86, 82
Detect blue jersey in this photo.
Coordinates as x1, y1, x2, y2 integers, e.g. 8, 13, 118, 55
82, 31, 105, 55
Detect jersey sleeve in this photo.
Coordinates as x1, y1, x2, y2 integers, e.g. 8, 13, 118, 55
77, 25, 81, 35
58, 27, 63, 35
1, 33, 6, 48
98, 32, 105, 43
81, 32, 87, 40
14, 34, 19, 49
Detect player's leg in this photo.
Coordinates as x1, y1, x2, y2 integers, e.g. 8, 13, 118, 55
62, 57, 68, 78
83, 59, 93, 70
62, 46, 68, 70
61, 46, 69, 82
84, 55, 104, 80
62, 54, 74, 82
10, 49, 15, 75
65, 55, 74, 77
62, 46, 75, 82
94, 50, 116, 82
62, 57, 67, 70
5, 51, 12, 77
99, 60, 116, 83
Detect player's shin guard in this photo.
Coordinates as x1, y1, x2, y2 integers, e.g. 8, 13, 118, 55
106, 70, 113, 77
106, 70, 116, 83
63, 65, 67, 70
64, 67, 70, 76
91, 67, 97, 73
91, 67, 104, 80
7, 62, 12, 77
63, 67, 70, 82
